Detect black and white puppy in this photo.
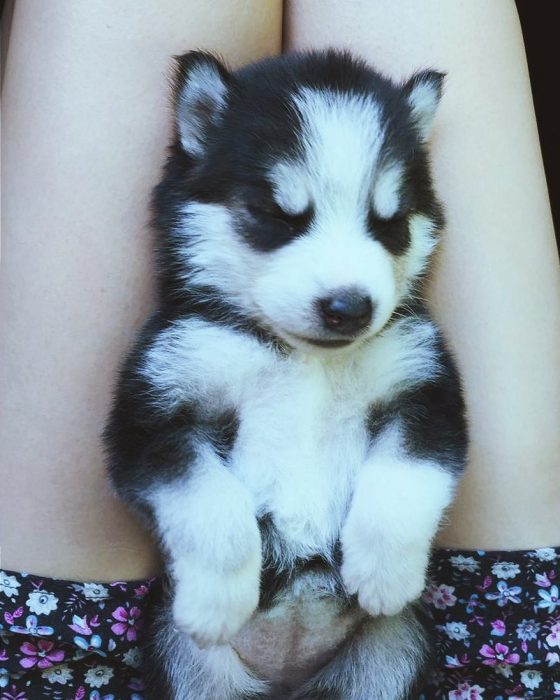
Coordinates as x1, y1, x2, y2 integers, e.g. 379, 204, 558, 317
105, 50, 468, 700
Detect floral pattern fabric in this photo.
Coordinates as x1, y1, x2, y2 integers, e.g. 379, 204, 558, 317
0, 570, 154, 699
1, 547, 559, 699
418, 547, 560, 699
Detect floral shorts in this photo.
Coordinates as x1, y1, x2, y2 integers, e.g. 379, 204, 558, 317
419, 546, 560, 699
0, 573, 155, 699
1, 547, 559, 700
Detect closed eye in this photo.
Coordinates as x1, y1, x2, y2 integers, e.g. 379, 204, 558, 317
250, 202, 313, 231
367, 208, 411, 255
240, 195, 314, 251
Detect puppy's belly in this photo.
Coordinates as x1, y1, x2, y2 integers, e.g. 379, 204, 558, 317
232, 578, 366, 687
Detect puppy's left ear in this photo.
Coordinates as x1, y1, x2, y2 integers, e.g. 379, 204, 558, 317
403, 70, 445, 142
172, 51, 232, 158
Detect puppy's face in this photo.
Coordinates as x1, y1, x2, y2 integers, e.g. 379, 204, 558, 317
166, 51, 444, 351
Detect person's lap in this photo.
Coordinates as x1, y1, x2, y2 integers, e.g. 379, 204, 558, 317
284, 0, 560, 552
2, 1, 559, 697
0, 0, 283, 582
3, 546, 560, 698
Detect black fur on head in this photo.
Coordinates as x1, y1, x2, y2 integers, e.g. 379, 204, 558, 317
153, 50, 445, 341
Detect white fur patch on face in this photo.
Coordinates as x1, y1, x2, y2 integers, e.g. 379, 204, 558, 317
372, 162, 404, 219
293, 87, 384, 208
175, 202, 263, 312
393, 214, 439, 297
252, 226, 396, 343
248, 88, 399, 342
176, 92, 438, 347
405, 214, 438, 277
268, 161, 310, 216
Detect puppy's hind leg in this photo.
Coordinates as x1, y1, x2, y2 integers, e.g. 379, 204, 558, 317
142, 593, 271, 700
289, 605, 431, 700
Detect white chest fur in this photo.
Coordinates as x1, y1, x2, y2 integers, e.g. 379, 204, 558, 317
142, 315, 441, 560
230, 350, 370, 561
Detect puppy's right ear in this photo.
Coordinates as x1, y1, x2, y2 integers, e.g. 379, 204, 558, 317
172, 51, 231, 158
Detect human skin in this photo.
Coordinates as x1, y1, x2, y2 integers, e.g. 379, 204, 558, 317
285, 0, 560, 549
0, 0, 283, 580
1, 0, 559, 582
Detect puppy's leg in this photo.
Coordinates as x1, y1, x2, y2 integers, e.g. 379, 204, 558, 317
143, 587, 270, 700
341, 423, 454, 618
150, 444, 262, 648
289, 606, 430, 700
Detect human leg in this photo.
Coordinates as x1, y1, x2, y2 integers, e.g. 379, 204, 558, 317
284, 3, 560, 696
284, 0, 560, 551
0, 0, 282, 581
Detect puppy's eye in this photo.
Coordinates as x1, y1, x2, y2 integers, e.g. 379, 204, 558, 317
249, 202, 312, 233
241, 200, 314, 252
367, 208, 410, 255
272, 206, 310, 229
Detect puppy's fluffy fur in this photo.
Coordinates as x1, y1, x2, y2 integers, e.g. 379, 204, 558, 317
105, 50, 468, 699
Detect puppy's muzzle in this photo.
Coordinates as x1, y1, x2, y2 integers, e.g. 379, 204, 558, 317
318, 288, 373, 335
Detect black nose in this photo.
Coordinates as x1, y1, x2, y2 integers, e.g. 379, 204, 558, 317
318, 289, 373, 335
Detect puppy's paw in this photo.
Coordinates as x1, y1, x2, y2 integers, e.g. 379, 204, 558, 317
341, 521, 429, 617
172, 549, 261, 647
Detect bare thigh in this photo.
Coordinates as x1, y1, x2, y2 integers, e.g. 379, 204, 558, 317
285, 0, 560, 549
0, 0, 282, 580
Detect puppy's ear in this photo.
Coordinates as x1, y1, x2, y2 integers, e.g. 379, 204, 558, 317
403, 70, 445, 142
172, 51, 231, 157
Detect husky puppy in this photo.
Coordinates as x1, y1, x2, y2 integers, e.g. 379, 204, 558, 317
105, 50, 468, 700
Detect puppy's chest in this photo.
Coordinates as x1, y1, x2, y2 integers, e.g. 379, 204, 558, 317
229, 355, 371, 554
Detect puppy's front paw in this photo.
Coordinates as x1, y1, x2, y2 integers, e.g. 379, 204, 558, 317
341, 520, 429, 617
172, 549, 261, 647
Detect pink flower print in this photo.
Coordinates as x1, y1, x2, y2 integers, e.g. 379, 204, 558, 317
484, 580, 521, 606
479, 642, 520, 667
109, 581, 128, 592
448, 681, 485, 699
19, 639, 64, 669
547, 622, 560, 648
465, 593, 484, 615
111, 606, 143, 641
535, 572, 552, 587
422, 583, 437, 604
490, 619, 506, 636
3, 607, 23, 626
424, 583, 457, 610
68, 614, 102, 636
445, 653, 470, 668
1, 685, 28, 700
128, 676, 145, 691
